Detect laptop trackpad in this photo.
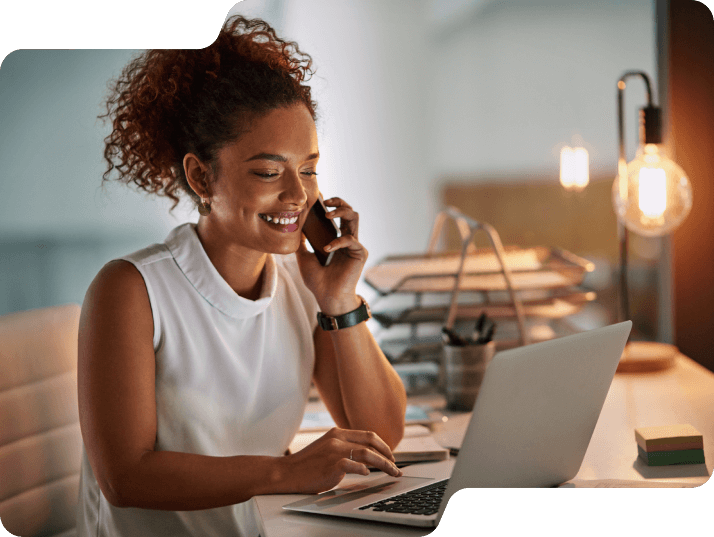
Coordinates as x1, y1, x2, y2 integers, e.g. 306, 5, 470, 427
283, 476, 433, 512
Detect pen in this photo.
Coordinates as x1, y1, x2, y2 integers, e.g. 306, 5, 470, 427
472, 313, 495, 344
476, 320, 496, 344
442, 327, 467, 346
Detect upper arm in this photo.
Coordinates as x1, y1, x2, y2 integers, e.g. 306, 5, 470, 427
77, 260, 157, 504
311, 327, 350, 430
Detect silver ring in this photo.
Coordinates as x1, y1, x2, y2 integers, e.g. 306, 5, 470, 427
349, 449, 354, 461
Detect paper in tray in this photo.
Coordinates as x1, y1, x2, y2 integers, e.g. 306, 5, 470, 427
364, 246, 593, 294
371, 289, 597, 327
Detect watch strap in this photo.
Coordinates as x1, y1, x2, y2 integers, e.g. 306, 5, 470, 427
317, 296, 372, 331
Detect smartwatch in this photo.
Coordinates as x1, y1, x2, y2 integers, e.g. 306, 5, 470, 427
317, 296, 372, 331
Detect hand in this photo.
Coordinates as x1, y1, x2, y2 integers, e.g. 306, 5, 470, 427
277, 427, 402, 495
295, 197, 368, 315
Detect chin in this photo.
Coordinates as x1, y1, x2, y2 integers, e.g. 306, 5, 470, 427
267, 237, 302, 256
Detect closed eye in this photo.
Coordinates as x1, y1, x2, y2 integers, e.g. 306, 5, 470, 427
253, 171, 317, 179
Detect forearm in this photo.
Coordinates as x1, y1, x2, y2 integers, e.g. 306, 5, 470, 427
326, 322, 407, 449
108, 450, 285, 510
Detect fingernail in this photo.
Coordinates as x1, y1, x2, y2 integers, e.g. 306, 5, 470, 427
324, 245, 332, 251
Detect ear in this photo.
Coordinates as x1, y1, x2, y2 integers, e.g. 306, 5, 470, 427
183, 153, 211, 198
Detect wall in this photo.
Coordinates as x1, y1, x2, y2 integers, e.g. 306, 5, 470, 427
426, 0, 656, 181
0, 0, 657, 318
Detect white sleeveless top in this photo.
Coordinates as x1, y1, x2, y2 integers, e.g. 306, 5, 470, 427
77, 222, 318, 537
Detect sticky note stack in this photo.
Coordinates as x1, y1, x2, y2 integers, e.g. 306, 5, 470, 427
635, 424, 705, 466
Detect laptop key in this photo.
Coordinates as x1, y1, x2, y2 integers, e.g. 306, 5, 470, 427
355, 479, 449, 514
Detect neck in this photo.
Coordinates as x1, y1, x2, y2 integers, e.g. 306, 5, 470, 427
195, 218, 268, 301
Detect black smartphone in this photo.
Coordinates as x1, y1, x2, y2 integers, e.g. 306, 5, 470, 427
303, 193, 340, 266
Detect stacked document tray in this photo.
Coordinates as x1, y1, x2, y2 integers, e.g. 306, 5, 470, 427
365, 246, 593, 295
364, 210, 596, 363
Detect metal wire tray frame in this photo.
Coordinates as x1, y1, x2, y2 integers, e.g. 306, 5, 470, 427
365, 207, 595, 347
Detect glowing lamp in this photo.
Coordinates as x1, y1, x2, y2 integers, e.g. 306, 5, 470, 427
612, 71, 692, 372
560, 146, 589, 192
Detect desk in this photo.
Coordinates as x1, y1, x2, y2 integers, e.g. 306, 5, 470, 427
253, 354, 714, 537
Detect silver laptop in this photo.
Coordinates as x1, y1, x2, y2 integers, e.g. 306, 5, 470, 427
283, 321, 632, 528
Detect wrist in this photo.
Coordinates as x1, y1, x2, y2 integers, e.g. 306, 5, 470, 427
318, 294, 361, 317
258, 455, 291, 495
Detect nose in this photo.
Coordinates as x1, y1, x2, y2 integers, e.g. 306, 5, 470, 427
278, 170, 309, 207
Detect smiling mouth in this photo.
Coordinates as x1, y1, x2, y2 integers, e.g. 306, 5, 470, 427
259, 212, 302, 233
258, 213, 300, 225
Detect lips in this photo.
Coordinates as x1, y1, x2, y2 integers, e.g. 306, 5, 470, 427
258, 211, 301, 225
258, 210, 303, 233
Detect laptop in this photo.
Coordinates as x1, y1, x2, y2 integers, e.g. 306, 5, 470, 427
283, 320, 632, 528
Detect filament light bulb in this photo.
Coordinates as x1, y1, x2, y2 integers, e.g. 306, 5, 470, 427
612, 143, 692, 237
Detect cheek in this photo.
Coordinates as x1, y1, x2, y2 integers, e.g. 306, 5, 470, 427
306, 184, 320, 207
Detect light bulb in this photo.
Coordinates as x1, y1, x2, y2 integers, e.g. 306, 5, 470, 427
560, 146, 589, 192
612, 143, 692, 237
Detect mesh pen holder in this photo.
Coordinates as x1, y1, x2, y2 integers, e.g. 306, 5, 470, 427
440, 340, 496, 411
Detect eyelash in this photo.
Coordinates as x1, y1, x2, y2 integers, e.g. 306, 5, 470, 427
254, 172, 318, 179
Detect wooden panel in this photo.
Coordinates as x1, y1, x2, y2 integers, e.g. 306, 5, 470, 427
669, 0, 714, 371
441, 176, 619, 262
440, 176, 665, 339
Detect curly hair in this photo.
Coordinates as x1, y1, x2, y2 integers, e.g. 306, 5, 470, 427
99, 14, 317, 212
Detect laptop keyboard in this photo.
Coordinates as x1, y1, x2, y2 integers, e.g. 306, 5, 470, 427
357, 479, 449, 516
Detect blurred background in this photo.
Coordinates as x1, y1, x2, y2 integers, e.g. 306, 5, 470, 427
1, 0, 711, 369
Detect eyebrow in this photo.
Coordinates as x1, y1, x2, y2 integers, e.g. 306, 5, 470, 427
244, 152, 320, 163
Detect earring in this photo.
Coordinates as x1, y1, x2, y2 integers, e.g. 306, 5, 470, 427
198, 197, 212, 216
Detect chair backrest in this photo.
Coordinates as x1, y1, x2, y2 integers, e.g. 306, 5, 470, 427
0, 304, 82, 537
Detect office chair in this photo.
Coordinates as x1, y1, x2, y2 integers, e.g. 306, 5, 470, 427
0, 304, 82, 537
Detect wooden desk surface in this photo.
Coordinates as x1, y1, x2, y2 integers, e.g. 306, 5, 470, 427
253, 354, 714, 537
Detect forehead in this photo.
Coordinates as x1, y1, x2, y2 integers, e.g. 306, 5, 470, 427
222, 104, 318, 161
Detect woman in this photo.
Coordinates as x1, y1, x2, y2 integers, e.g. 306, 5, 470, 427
76, 15, 406, 537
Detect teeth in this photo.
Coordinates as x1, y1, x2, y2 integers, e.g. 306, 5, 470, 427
261, 214, 299, 225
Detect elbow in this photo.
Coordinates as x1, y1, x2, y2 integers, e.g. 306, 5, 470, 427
384, 415, 406, 451
97, 463, 144, 508
387, 420, 404, 451
98, 475, 131, 508
386, 430, 404, 452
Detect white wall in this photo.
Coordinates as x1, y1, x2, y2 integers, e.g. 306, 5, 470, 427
0, 0, 656, 313
426, 0, 656, 182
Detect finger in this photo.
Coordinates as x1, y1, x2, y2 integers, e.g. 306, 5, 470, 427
323, 197, 351, 210
340, 429, 396, 463
339, 458, 371, 477
324, 206, 356, 221
348, 445, 402, 477
324, 235, 366, 256
294, 234, 318, 267
297, 233, 309, 252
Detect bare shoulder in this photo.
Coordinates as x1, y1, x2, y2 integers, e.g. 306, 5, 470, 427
79, 259, 154, 347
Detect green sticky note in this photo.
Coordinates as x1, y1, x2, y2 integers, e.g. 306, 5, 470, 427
637, 446, 705, 466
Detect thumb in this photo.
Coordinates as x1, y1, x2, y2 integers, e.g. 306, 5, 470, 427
295, 234, 315, 265
296, 233, 310, 255
295, 235, 320, 281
